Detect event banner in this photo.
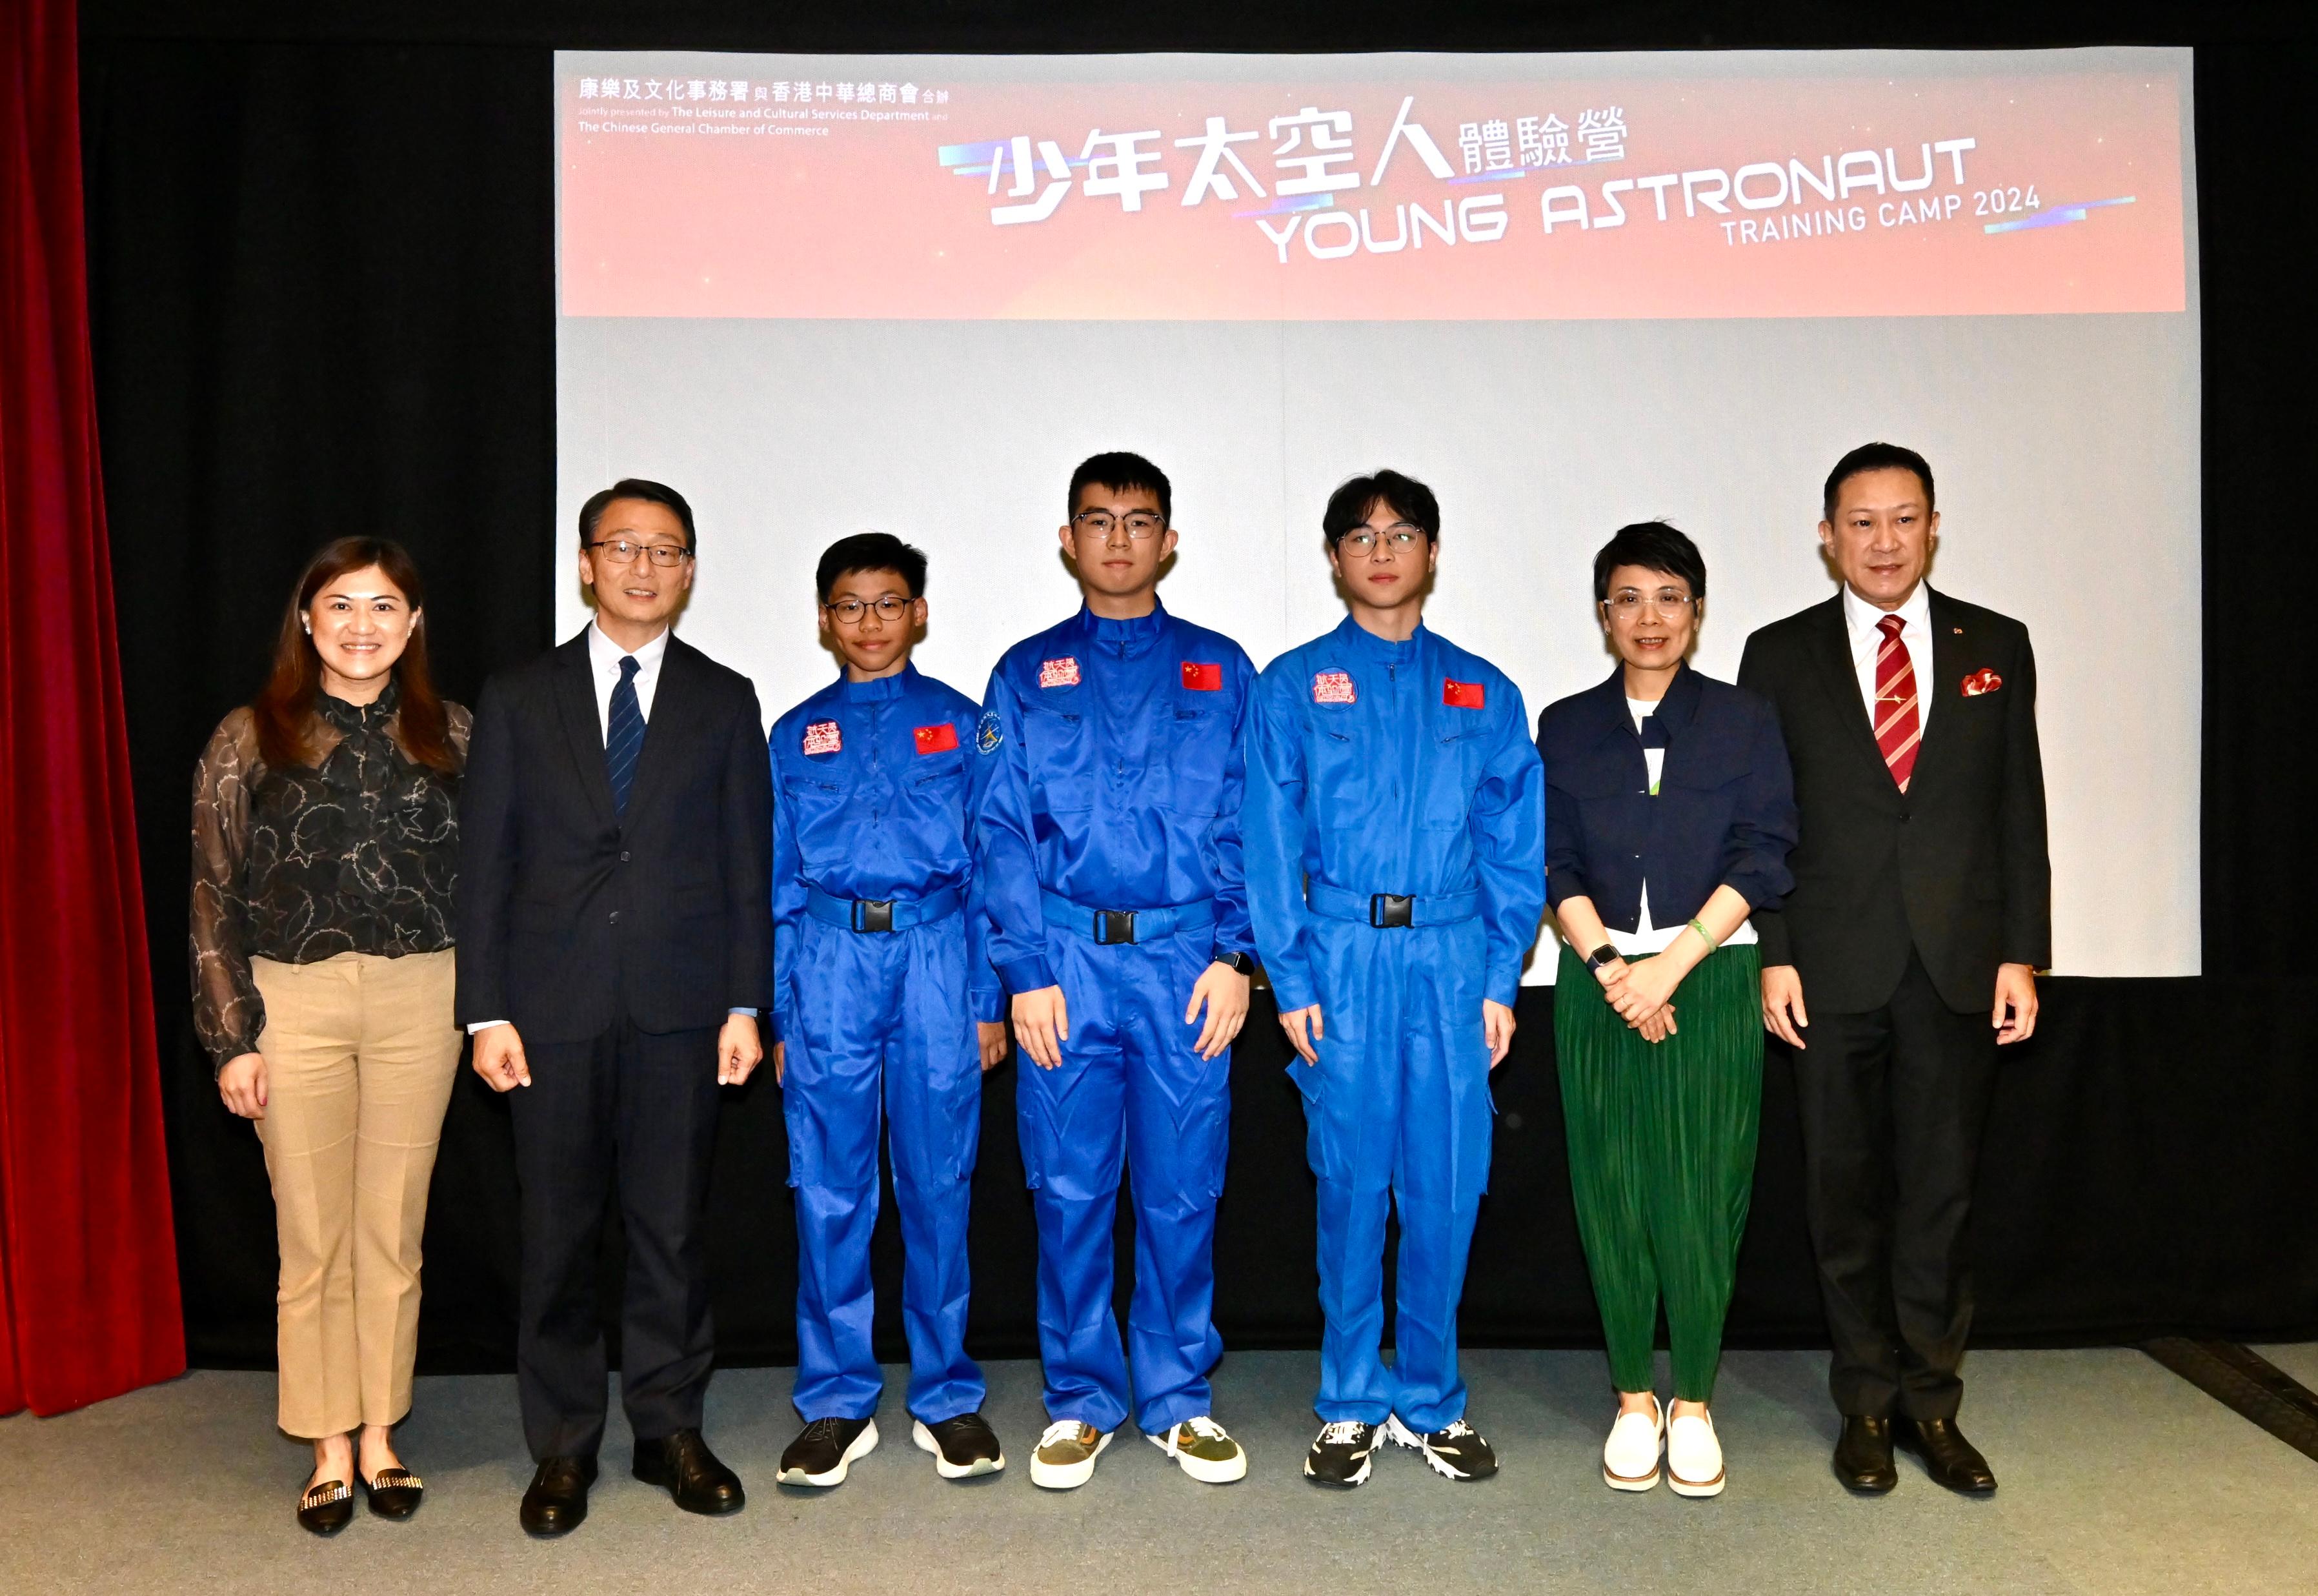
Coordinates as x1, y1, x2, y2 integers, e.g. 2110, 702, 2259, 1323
558, 54, 2186, 321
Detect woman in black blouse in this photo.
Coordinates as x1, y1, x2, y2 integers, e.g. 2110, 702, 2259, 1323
192, 538, 468, 1533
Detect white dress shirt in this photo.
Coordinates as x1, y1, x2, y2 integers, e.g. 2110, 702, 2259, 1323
588, 620, 670, 739
1842, 580, 1934, 736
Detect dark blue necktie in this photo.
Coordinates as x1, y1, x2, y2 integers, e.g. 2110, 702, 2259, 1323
605, 654, 644, 817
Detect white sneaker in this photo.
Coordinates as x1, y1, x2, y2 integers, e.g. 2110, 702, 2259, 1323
1666, 1408, 1726, 1497
1144, 1415, 1248, 1484
1029, 1420, 1113, 1490
1602, 1397, 1664, 1491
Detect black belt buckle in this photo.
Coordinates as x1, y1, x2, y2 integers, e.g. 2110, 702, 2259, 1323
852, 899, 896, 933
1096, 909, 1138, 945
1371, 894, 1414, 929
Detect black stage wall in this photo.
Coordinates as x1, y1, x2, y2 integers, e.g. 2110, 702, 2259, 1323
77, 2, 2318, 1373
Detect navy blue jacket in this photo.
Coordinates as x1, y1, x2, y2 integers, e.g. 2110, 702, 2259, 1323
1535, 663, 1797, 933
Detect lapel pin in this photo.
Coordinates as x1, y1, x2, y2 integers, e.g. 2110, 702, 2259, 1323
1951, 627, 1963, 634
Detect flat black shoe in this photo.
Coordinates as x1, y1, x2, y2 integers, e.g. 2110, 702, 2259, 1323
777, 1415, 880, 1488
1304, 1420, 1382, 1488
635, 1428, 746, 1514
1385, 1413, 1497, 1481
520, 1455, 598, 1537
1897, 1417, 1998, 1495
296, 1477, 354, 1536
1833, 1415, 1898, 1493
913, 1412, 1005, 1479
359, 1466, 425, 1520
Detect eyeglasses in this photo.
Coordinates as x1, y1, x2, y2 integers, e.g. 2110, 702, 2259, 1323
1338, 527, 1425, 554
589, 538, 693, 568
1604, 589, 1697, 617
1071, 510, 1166, 541
823, 596, 914, 624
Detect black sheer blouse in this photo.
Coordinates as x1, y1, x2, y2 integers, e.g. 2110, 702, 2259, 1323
190, 682, 470, 1072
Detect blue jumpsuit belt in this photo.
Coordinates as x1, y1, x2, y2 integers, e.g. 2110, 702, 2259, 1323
1305, 881, 1481, 929
1039, 890, 1216, 947
805, 882, 964, 933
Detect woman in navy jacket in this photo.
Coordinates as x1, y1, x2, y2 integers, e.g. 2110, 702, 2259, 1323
1537, 522, 1797, 1500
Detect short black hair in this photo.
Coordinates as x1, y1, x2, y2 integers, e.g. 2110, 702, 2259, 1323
580, 478, 696, 550
1593, 521, 1706, 605
817, 532, 927, 603
1323, 469, 1441, 545
1067, 451, 1171, 525
1822, 442, 1935, 523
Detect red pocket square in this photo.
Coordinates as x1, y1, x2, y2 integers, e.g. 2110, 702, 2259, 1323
1960, 668, 2003, 697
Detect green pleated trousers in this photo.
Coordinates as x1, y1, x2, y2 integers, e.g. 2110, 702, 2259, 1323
1555, 942, 1762, 1400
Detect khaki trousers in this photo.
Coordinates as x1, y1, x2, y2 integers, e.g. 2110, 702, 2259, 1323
251, 949, 460, 1437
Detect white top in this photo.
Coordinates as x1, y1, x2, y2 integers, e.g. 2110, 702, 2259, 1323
1606, 695, 1757, 958
587, 620, 671, 741
1841, 580, 1933, 736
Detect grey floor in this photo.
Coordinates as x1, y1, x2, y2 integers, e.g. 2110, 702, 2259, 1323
3, 1348, 2314, 1595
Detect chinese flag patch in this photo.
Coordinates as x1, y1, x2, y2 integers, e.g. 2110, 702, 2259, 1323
1181, 661, 1222, 691
1313, 670, 1356, 705
1039, 657, 1080, 689
914, 722, 960, 754
1443, 678, 1486, 709
802, 720, 843, 756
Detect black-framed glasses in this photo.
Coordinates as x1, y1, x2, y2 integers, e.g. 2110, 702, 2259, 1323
1071, 510, 1167, 540
823, 595, 914, 624
588, 538, 693, 568
1338, 525, 1425, 554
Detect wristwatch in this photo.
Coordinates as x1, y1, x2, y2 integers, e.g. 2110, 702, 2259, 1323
1583, 944, 1621, 974
1211, 949, 1255, 975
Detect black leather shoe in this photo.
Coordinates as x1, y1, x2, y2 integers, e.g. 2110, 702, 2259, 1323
1897, 1417, 1998, 1495
914, 1411, 1005, 1479
296, 1477, 355, 1536
634, 1428, 746, 1515
519, 1455, 598, 1537
359, 1466, 425, 1520
1833, 1415, 1897, 1493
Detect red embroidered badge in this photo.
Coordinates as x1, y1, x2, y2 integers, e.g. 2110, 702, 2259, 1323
914, 722, 959, 754
802, 720, 842, 756
1313, 670, 1356, 705
1444, 678, 1486, 709
1181, 661, 1222, 692
1039, 657, 1080, 689
1960, 668, 2004, 697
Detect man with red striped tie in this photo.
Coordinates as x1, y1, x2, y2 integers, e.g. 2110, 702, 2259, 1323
1738, 442, 2050, 1499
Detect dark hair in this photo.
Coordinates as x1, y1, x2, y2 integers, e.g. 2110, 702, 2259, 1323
1593, 521, 1707, 605
1067, 451, 1171, 525
1822, 442, 1935, 523
817, 532, 927, 602
1324, 469, 1441, 545
252, 538, 454, 773
578, 478, 697, 550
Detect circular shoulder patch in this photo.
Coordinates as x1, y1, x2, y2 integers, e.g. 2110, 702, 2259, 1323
976, 708, 1003, 754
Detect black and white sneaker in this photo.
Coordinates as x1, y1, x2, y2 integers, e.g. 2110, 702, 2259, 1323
1386, 1413, 1497, 1481
1303, 1420, 1382, 1488
776, 1416, 879, 1487
912, 1411, 1006, 1479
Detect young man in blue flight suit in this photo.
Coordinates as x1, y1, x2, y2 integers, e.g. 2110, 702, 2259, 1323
976, 452, 1258, 1490
1245, 470, 1546, 1488
767, 533, 1011, 1488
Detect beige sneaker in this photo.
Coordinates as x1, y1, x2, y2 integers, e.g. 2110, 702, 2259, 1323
1029, 1420, 1113, 1490
1145, 1415, 1248, 1484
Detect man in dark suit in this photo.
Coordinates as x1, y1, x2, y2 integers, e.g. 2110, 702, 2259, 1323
458, 478, 772, 1535
1738, 442, 2048, 1498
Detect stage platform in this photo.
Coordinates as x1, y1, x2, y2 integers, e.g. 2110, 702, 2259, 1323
3, 1346, 2312, 1594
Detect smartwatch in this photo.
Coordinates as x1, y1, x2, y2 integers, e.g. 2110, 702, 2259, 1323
1211, 949, 1255, 975
1583, 944, 1621, 975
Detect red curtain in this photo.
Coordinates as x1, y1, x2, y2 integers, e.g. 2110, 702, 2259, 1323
0, 0, 185, 1413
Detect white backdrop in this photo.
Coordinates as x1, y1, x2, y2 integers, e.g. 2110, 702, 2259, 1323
556, 52, 2201, 982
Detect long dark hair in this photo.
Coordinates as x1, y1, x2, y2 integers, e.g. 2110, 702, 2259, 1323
250, 537, 455, 773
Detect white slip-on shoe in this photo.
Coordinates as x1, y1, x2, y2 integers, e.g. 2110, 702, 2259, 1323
1029, 1420, 1113, 1490
1666, 1408, 1726, 1498
1602, 1397, 1665, 1491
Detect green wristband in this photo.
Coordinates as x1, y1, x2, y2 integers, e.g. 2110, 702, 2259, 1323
1688, 918, 1718, 951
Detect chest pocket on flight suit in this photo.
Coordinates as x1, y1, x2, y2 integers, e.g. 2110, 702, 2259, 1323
1164, 705, 1228, 816
1020, 703, 1092, 813
1424, 723, 1489, 830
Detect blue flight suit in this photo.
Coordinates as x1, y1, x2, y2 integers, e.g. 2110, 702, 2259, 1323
1245, 618, 1546, 1431
975, 601, 1256, 1436
770, 663, 1002, 1425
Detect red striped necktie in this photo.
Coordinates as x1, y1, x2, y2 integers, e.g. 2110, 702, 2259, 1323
1873, 613, 1921, 792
